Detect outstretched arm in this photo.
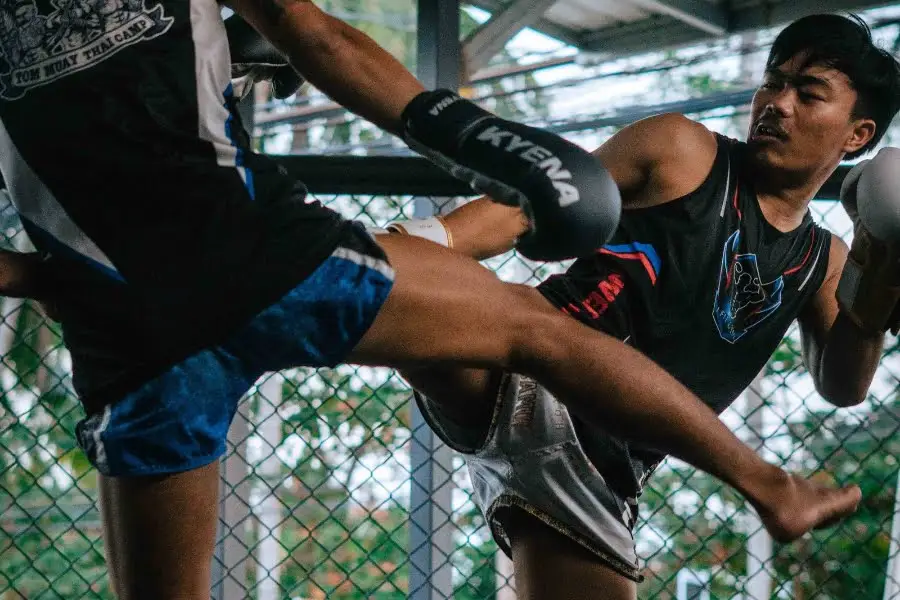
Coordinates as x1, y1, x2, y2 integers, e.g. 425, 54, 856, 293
225, 0, 424, 135
400, 113, 719, 261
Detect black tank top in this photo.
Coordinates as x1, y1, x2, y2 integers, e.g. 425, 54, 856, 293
0, 0, 348, 409
537, 133, 831, 505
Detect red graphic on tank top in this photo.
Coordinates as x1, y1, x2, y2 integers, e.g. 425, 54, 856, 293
561, 272, 625, 319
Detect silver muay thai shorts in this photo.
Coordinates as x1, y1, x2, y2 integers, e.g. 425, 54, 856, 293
415, 372, 643, 582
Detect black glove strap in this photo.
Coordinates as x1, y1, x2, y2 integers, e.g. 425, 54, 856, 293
402, 90, 495, 154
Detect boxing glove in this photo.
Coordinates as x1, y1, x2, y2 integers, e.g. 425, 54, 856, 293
836, 148, 900, 334
401, 90, 621, 261
226, 16, 305, 100
839, 159, 869, 223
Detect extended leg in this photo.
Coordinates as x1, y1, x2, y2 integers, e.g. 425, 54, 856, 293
350, 235, 861, 542
98, 461, 220, 599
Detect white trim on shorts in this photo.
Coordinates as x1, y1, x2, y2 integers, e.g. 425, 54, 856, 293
333, 246, 396, 281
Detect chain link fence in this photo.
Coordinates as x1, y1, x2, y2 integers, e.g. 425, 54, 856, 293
1, 186, 899, 600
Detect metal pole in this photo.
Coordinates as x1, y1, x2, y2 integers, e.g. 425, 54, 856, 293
743, 372, 773, 600
212, 398, 253, 600
409, 0, 459, 598
496, 551, 516, 600
255, 373, 284, 600
212, 88, 256, 600
884, 469, 900, 600
415, 0, 460, 91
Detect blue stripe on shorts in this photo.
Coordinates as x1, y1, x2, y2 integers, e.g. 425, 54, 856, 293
76, 238, 394, 477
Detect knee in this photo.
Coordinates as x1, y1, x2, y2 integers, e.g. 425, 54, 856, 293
502, 286, 574, 370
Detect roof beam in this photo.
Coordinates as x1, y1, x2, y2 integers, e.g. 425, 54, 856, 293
543, 88, 756, 134
264, 154, 851, 199
625, 0, 727, 35
730, 0, 897, 31
463, 0, 560, 74
580, 14, 706, 56
466, 0, 585, 48
582, 0, 898, 54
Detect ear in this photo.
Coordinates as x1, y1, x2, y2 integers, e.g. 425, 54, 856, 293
843, 118, 876, 155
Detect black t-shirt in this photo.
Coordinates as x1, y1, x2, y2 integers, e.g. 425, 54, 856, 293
0, 0, 350, 411
538, 134, 832, 504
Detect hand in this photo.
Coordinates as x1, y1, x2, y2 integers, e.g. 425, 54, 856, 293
401, 90, 621, 261
226, 16, 305, 100
839, 159, 868, 224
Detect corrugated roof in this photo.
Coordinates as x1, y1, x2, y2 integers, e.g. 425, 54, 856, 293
467, 0, 898, 56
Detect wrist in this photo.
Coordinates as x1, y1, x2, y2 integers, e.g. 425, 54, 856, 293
385, 217, 453, 249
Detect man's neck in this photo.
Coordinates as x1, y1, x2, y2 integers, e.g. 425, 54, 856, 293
749, 160, 838, 233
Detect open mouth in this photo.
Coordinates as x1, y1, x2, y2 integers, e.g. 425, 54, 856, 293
751, 122, 787, 141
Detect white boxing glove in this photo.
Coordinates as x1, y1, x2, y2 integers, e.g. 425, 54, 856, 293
836, 148, 900, 334
856, 148, 900, 240
839, 158, 869, 223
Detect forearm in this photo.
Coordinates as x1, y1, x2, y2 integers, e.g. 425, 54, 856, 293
0, 250, 46, 299
813, 312, 883, 407
248, 1, 425, 135
441, 198, 529, 260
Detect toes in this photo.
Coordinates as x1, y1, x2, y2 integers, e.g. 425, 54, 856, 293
813, 486, 862, 531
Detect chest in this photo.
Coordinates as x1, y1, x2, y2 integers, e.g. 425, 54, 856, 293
622, 190, 825, 348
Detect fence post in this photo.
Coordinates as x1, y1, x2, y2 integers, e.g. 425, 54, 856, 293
408, 193, 456, 600
211, 68, 258, 600
409, 399, 455, 600
496, 552, 516, 600
408, 0, 460, 598
743, 372, 773, 600
884, 469, 900, 600
212, 399, 254, 600
255, 373, 285, 600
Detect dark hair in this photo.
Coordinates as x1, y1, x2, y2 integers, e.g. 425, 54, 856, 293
766, 13, 900, 159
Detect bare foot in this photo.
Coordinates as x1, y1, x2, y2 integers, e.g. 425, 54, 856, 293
752, 473, 862, 543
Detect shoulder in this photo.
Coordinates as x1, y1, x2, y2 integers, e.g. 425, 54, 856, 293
621, 113, 718, 159
654, 112, 717, 142
597, 113, 721, 208
652, 113, 720, 176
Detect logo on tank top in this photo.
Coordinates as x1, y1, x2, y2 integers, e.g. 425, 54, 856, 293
713, 230, 784, 343
0, 0, 173, 100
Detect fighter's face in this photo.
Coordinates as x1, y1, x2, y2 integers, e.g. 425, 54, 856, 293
747, 54, 874, 176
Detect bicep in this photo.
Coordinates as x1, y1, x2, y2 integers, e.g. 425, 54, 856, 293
798, 234, 846, 369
